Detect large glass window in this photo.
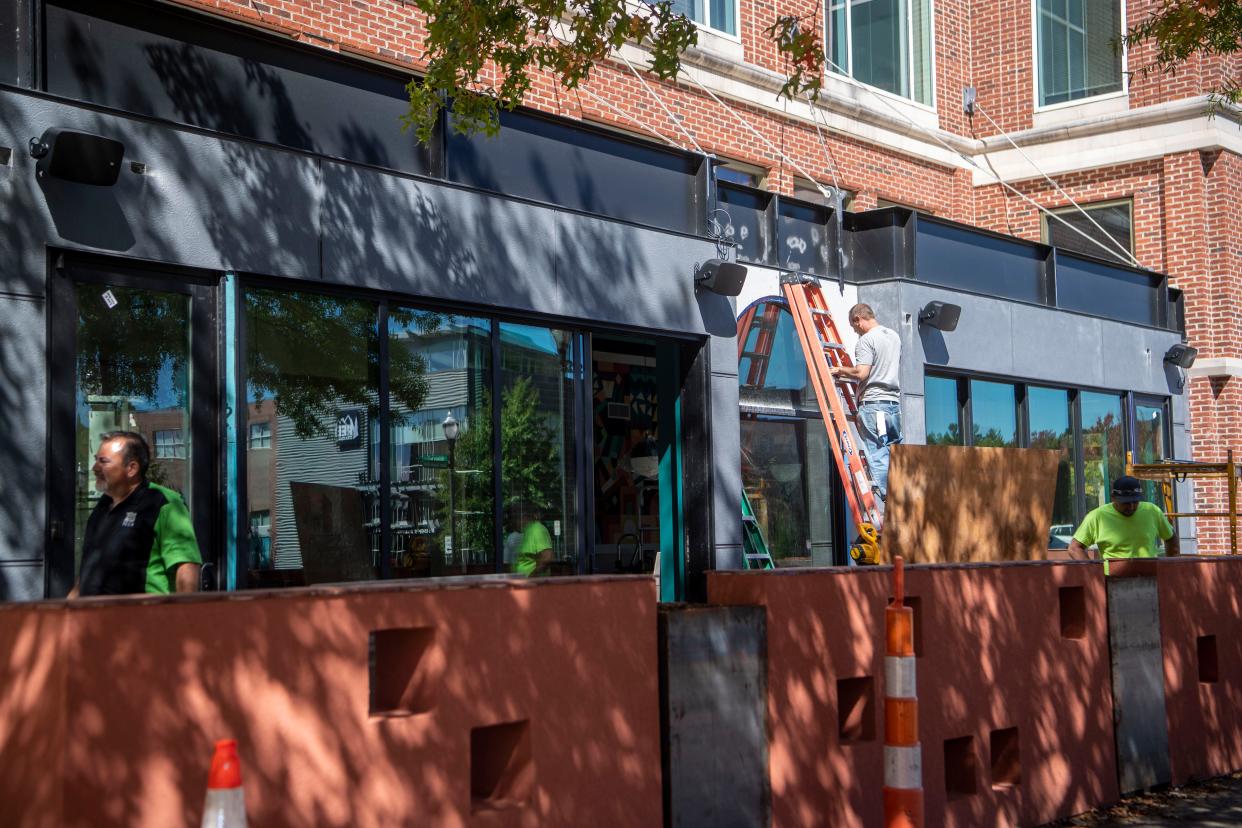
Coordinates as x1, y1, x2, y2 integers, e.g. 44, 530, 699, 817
243, 289, 381, 587
1134, 398, 1169, 507
669, 0, 737, 36
924, 375, 962, 445
922, 372, 1169, 534
740, 418, 835, 566
738, 301, 840, 565
73, 284, 191, 570
388, 311, 493, 578
499, 324, 579, 577
969, 380, 1018, 447
1080, 391, 1125, 513
1036, 0, 1123, 107
1028, 386, 1075, 544
827, 0, 934, 106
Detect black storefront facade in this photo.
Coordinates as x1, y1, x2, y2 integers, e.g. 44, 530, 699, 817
0, 0, 1194, 603
0, 0, 750, 602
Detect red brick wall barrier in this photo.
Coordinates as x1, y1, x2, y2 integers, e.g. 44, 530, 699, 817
1156, 557, 1242, 785
709, 562, 1118, 828
0, 577, 661, 828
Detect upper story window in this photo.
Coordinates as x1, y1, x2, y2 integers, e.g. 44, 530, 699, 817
1035, 0, 1124, 107
716, 161, 765, 188
1041, 199, 1132, 264
671, 0, 738, 36
826, 0, 935, 106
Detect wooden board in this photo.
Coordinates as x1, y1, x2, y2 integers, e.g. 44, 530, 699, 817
882, 444, 1060, 564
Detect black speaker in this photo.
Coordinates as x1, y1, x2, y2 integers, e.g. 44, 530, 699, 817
695, 259, 748, 296
1164, 343, 1197, 370
918, 300, 962, 332
29, 129, 125, 186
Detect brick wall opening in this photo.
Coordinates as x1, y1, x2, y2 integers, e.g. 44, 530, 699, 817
1198, 634, 1219, 684
990, 727, 1021, 788
944, 735, 978, 799
369, 627, 439, 716
837, 676, 876, 743
1059, 586, 1086, 640
471, 720, 534, 812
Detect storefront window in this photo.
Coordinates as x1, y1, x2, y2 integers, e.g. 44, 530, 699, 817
499, 323, 578, 576
1028, 386, 1075, 545
1134, 399, 1168, 507
969, 379, 1017, 447
740, 418, 834, 566
924, 375, 961, 445
243, 289, 381, 586
1080, 391, 1125, 513
388, 311, 493, 577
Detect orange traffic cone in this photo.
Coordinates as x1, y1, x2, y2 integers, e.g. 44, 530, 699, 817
201, 739, 247, 828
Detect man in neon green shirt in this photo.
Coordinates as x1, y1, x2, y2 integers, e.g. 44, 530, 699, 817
1069, 475, 1180, 568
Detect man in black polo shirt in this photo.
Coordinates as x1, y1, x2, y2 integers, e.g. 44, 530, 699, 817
69, 431, 202, 597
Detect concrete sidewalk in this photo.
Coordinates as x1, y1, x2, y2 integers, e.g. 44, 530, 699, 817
1045, 773, 1242, 826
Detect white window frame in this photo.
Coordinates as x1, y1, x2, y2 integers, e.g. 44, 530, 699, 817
248, 420, 272, 450
824, 0, 938, 111
153, 429, 186, 459
1031, 0, 1128, 113
666, 0, 741, 41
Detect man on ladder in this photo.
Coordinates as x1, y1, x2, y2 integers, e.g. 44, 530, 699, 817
830, 303, 903, 508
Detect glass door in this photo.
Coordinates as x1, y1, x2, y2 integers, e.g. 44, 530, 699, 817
48, 258, 217, 596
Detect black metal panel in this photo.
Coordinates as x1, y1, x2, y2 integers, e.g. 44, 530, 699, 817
716, 182, 771, 265
447, 107, 702, 233
0, 0, 21, 85
915, 216, 1047, 303
44, 0, 429, 174
680, 340, 712, 603
776, 196, 830, 276
844, 207, 910, 281
1168, 286, 1186, 334
1055, 251, 1161, 327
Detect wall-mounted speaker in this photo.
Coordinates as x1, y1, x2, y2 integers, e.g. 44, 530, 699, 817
29, 129, 125, 186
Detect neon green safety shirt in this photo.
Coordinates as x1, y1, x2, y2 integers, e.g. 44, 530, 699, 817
1072, 501, 1174, 566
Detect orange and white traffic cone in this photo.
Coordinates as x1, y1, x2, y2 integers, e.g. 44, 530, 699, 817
201, 738, 247, 828
883, 556, 923, 828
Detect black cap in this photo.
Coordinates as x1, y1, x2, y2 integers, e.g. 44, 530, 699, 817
1111, 475, 1144, 504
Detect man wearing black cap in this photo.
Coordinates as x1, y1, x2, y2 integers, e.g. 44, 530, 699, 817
1068, 475, 1180, 565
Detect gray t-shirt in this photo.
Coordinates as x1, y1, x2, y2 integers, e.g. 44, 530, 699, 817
855, 325, 901, 402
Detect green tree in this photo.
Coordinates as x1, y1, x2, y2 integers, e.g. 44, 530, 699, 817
401, 0, 824, 141
441, 376, 561, 555
245, 291, 437, 440
1125, 0, 1242, 109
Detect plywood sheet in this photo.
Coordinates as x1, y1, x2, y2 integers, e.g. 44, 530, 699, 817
883, 444, 1059, 563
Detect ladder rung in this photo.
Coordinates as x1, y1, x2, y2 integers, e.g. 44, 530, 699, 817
821, 342, 847, 351
740, 351, 770, 360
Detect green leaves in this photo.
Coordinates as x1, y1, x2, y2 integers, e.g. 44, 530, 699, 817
403, 0, 697, 140
1125, 0, 1242, 110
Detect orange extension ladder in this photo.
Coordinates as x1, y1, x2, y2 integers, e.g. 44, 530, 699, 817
737, 274, 883, 564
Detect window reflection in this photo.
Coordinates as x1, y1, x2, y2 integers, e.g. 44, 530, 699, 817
740, 418, 835, 566
1028, 386, 1075, 546
388, 311, 493, 577
1134, 401, 1168, 507
738, 301, 817, 409
1080, 391, 1125, 512
969, 379, 1017, 447
500, 324, 577, 577
244, 289, 381, 586
924, 375, 961, 445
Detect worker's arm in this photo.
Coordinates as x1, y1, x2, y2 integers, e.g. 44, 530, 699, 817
831, 363, 872, 382
67, 583, 79, 599
174, 562, 201, 593
530, 548, 555, 577
1067, 539, 1094, 560
1164, 535, 1181, 557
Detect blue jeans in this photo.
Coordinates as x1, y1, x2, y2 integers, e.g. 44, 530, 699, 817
857, 400, 903, 500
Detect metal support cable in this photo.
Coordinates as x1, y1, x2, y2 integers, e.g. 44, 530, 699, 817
616, 51, 707, 155
971, 103, 1140, 267
574, 82, 686, 149
680, 67, 835, 200
816, 55, 1145, 267
804, 90, 843, 191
